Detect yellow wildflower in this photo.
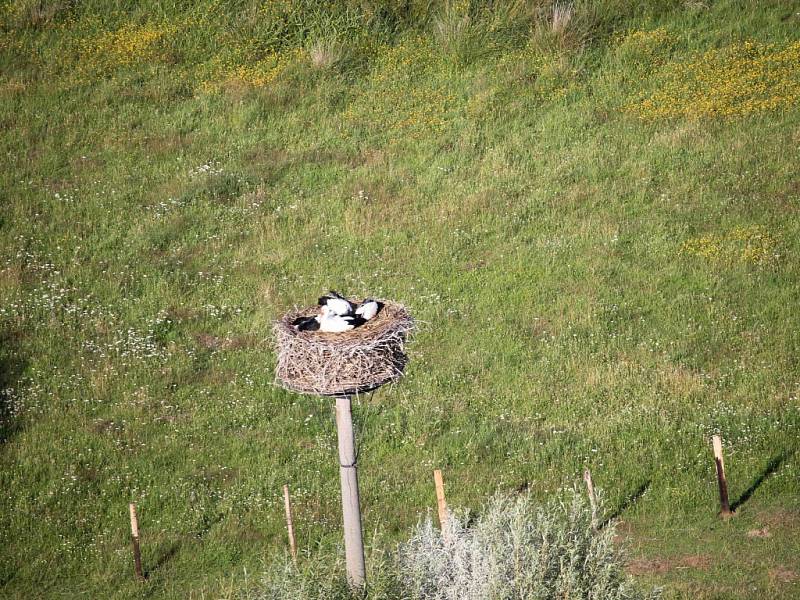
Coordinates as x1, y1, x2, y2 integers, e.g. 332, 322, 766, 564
681, 225, 781, 266
627, 40, 800, 120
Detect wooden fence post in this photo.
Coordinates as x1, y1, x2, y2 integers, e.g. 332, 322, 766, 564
283, 485, 298, 565
335, 395, 366, 589
583, 469, 598, 530
433, 469, 449, 537
712, 435, 733, 518
129, 503, 145, 581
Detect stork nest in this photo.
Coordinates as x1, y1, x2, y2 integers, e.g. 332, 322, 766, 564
274, 299, 414, 396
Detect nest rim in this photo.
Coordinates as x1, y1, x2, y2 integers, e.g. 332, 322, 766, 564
273, 298, 414, 397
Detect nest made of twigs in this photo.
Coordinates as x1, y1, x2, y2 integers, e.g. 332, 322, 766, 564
274, 299, 415, 397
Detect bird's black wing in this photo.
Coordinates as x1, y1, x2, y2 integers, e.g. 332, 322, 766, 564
296, 316, 320, 331
345, 315, 368, 328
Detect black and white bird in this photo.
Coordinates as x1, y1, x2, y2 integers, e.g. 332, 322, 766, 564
294, 292, 379, 333
317, 290, 355, 316
292, 314, 321, 331
355, 298, 383, 321
318, 305, 367, 333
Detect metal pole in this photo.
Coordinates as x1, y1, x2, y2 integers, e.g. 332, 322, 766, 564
335, 395, 366, 588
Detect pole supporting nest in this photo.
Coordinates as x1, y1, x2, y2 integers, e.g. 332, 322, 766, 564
335, 395, 366, 588
274, 298, 415, 592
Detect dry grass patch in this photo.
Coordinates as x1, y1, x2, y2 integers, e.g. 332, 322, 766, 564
307, 38, 342, 69
143, 132, 195, 155
627, 554, 711, 575
747, 527, 771, 538
769, 566, 798, 584
655, 361, 706, 397
651, 121, 706, 149
0, 265, 24, 289
194, 333, 257, 351
528, 0, 593, 61
758, 508, 800, 530
342, 180, 411, 236
434, 187, 496, 222
5, 0, 71, 27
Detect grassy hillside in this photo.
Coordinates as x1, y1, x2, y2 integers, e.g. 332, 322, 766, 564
1, 1, 799, 598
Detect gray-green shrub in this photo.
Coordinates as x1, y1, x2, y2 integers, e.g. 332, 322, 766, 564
248, 490, 658, 600
398, 491, 658, 600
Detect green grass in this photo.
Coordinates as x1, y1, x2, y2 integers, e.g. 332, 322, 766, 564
1, 1, 799, 598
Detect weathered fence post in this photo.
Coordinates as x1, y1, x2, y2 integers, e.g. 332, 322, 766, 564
129, 503, 145, 581
335, 395, 366, 588
433, 469, 449, 537
583, 469, 598, 530
283, 484, 298, 565
712, 435, 733, 517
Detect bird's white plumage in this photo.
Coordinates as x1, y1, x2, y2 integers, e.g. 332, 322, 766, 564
324, 297, 353, 316
355, 300, 379, 320
318, 306, 356, 332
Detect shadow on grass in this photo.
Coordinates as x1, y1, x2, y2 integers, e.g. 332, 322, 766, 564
601, 480, 651, 529
730, 452, 792, 512
146, 542, 182, 578
0, 327, 26, 446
